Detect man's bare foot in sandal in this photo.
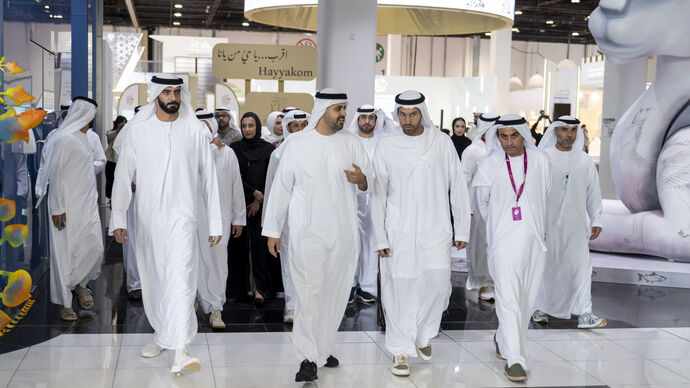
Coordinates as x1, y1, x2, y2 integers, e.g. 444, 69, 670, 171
60, 307, 77, 321
75, 286, 94, 309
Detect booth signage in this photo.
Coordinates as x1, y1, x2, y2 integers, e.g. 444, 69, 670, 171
243, 92, 314, 122
212, 43, 317, 81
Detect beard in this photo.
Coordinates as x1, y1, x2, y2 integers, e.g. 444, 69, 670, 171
157, 98, 180, 114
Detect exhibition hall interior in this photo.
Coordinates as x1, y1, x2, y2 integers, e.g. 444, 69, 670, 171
1, 0, 690, 386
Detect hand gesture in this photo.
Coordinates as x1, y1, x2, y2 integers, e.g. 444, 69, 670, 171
343, 163, 366, 185
268, 237, 280, 257
114, 228, 128, 244
52, 213, 66, 230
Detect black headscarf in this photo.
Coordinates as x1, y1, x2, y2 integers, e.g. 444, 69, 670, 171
231, 112, 275, 162
450, 117, 472, 160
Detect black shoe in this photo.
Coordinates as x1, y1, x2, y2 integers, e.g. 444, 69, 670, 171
348, 287, 356, 304
128, 289, 142, 302
253, 293, 265, 307
325, 355, 339, 368
357, 290, 376, 304
295, 359, 318, 382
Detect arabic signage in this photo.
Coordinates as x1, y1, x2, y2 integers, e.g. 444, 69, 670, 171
212, 43, 317, 81
243, 92, 314, 123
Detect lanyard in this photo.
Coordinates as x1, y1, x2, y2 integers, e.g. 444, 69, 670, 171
505, 152, 527, 203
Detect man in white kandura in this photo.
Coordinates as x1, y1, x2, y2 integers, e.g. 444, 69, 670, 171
195, 110, 246, 330
348, 104, 391, 305
371, 91, 471, 376
35, 97, 104, 322
533, 116, 606, 329
262, 89, 374, 382
461, 112, 500, 303
110, 74, 222, 375
262, 109, 311, 324
471, 114, 551, 382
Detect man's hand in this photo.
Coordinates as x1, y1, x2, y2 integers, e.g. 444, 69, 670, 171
212, 137, 225, 149
268, 237, 280, 257
114, 228, 128, 244
454, 241, 468, 250
344, 163, 367, 191
52, 213, 66, 230
247, 200, 261, 217
253, 190, 264, 203
231, 225, 243, 238
378, 248, 391, 257
131, 181, 136, 193
590, 226, 602, 241
209, 235, 222, 247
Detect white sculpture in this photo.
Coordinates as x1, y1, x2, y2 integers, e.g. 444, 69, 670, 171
588, 0, 690, 261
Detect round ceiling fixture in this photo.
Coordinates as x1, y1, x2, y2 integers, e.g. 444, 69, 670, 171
244, 0, 515, 35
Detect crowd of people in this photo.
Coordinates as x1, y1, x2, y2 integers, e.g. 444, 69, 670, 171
37, 73, 605, 382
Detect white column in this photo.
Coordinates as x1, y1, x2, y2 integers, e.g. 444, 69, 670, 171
599, 57, 648, 199
490, 28, 512, 114
317, 0, 377, 122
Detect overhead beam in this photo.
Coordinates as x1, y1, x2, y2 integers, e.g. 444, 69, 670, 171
124, 0, 139, 29
205, 0, 222, 26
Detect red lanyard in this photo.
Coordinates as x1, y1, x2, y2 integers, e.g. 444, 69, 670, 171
505, 152, 527, 203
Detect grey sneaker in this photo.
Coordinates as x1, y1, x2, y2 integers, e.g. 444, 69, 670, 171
391, 354, 410, 376
416, 343, 432, 361
532, 310, 549, 324
504, 362, 527, 382
479, 286, 495, 302
578, 312, 607, 329
493, 333, 505, 360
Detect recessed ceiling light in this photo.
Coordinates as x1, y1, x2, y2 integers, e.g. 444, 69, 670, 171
546, 20, 554, 24
174, 12, 182, 17
512, 28, 519, 32
173, 21, 181, 26
174, 4, 183, 8
572, 32, 580, 36
242, 21, 250, 27
44, 4, 49, 8
514, 10, 522, 15
572, 0, 580, 3
484, 32, 491, 36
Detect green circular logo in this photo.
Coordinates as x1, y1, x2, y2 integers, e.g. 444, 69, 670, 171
376, 43, 385, 63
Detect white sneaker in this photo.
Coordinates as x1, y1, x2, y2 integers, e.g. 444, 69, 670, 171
578, 312, 607, 329
283, 309, 294, 323
171, 349, 201, 375
210, 310, 225, 329
532, 310, 549, 324
140, 339, 163, 358
479, 286, 495, 301
391, 354, 410, 376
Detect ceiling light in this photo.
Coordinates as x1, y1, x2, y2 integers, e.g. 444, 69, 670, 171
173, 21, 181, 26
44, 4, 49, 8
572, 0, 580, 2
174, 4, 183, 8
174, 12, 182, 17
242, 21, 250, 27
514, 10, 522, 15
572, 32, 580, 36
484, 32, 491, 36
512, 28, 519, 33
545, 20, 554, 24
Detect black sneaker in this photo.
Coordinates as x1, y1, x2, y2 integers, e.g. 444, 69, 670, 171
348, 287, 356, 304
325, 355, 339, 368
128, 289, 142, 302
357, 290, 376, 304
295, 359, 318, 382
504, 362, 527, 382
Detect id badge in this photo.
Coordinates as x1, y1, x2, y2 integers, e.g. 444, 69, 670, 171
512, 206, 522, 221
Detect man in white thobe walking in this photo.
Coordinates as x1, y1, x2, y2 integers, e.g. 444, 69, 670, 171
111, 74, 222, 375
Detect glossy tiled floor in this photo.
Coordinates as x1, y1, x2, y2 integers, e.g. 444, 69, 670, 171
2, 237, 690, 387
